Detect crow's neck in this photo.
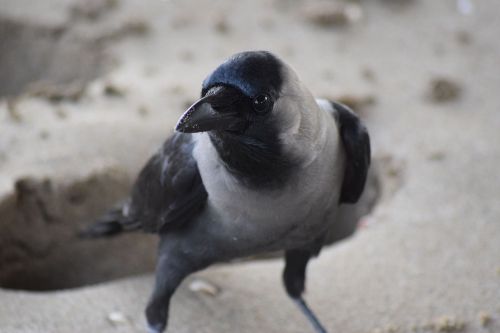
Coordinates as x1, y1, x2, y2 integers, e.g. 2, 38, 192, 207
209, 131, 295, 189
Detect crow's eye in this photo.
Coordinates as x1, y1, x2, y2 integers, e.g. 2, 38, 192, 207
252, 94, 272, 114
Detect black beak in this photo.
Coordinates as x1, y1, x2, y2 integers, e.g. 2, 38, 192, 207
175, 86, 247, 133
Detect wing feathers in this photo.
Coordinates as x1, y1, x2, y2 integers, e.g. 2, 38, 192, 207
83, 133, 207, 237
329, 101, 371, 204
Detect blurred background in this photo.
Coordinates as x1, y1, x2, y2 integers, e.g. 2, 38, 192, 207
0, 0, 499, 332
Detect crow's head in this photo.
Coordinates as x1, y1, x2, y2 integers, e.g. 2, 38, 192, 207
176, 51, 282, 131
176, 51, 320, 186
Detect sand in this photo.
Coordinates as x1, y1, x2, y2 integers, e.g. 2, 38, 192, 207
0, 0, 499, 332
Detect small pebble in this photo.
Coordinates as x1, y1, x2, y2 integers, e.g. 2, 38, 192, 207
122, 19, 150, 35
189, 278, 220, 297
104, 83, 126, 97
304, 2, 363, 27
433, 315, 465, 332
429, 78, 462, 103
107, 311, 129, 326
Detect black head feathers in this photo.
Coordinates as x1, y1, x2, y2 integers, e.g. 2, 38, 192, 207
202, 51, 284, 98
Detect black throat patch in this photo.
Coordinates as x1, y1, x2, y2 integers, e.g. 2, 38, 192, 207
208, 122, 296, 189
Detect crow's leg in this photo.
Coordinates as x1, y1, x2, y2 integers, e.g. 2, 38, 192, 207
283, 249, 328, 333
145, 238, 204, 333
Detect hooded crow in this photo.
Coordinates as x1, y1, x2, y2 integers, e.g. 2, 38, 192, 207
82, 50, 371, 333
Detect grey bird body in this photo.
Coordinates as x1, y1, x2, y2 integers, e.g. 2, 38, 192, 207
82, 51, 371, 333
191, 100, 343, 255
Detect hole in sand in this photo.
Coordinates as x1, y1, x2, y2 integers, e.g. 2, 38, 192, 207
0, 171, 157, 291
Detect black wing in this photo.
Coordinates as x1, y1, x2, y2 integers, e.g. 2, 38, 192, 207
329, 101, 371, 204
81, 132, 207, 237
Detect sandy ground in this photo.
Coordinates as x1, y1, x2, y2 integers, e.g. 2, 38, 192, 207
0, 0, 499, 332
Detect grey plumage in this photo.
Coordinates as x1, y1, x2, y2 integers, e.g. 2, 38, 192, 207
82, 51, 371, 333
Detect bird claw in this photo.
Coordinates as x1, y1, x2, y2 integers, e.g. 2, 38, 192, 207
147, 323, 165, 333
293, 297, 329, 333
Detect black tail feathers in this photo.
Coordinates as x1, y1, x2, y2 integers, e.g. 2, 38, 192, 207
79, 220, 124, 238
79, 207, 135, 238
